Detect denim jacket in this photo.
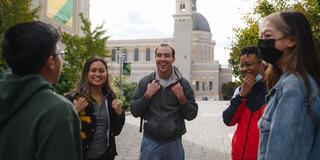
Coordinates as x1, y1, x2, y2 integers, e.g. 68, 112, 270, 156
258, 73, 320, 160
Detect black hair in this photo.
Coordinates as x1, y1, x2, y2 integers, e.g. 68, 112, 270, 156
154, 43, 175, 57
240, 46, 261, 60
1, 21, 60, 76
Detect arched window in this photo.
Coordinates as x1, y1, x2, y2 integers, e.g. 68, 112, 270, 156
202, 81, 207, 91
209, 81, 213, 91
134, 48, 139, 61
146, 48, 151, 61
111, 49, 116, 62
195, 81, 199, 91
180, 4, 186, 11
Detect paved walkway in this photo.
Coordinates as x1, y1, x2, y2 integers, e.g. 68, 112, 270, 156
115, 101, 236, 160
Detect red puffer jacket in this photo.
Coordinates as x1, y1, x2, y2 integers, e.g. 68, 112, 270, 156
223, 81, 266, 160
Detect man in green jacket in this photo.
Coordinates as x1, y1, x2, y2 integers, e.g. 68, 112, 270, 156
0, 21, 82, 160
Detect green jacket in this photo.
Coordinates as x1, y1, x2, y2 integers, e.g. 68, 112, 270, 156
0, 75, 82, 160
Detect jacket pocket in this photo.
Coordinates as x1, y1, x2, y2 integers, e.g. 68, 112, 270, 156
258, 117, 271, 157
159, 118, 177, 139
144, 117, 178, 141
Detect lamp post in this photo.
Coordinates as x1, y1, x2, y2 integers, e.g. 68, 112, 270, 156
116, 46, 124, 96
116, 47, 123, 75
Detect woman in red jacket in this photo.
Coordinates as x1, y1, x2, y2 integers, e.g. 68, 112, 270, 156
223, 46, 266, 160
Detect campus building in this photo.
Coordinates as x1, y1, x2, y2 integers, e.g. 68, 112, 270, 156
106, 0, 232, 100
33, 0, 232, 100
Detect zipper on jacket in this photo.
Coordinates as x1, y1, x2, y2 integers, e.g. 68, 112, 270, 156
242, 112, 253, 160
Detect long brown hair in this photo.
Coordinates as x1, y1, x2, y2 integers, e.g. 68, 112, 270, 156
264, 11, 320, 100
76, 56, 116, 100
264, 64, 282, 91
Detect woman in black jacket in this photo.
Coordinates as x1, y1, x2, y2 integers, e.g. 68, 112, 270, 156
66, 56, 125, 160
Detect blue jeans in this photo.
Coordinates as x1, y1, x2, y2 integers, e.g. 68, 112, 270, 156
140, 136, 185, 160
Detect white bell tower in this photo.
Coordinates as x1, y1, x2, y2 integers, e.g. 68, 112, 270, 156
173, 0, 193, 81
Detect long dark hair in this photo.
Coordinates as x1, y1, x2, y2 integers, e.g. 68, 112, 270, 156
264, 64, 282, 91
281, 11, 320, 100
266, 11, 320, 99
76, 56, 116, 100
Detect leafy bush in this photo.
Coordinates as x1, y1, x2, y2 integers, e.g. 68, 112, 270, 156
221, 81, 240, 100
112, 76, 137, 111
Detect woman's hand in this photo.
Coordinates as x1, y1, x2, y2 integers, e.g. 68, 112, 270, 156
73, 96, 89, 112
112, 99, 123, 115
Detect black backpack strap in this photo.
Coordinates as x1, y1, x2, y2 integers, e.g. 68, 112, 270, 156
138, 72, 155, 133
148, 72, 157, 83
139, 117, 143, 132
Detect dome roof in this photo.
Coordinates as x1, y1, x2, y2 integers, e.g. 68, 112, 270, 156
192, 12, 211, 32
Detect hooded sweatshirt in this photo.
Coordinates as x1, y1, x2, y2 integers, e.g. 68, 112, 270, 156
0, 75, 82, 160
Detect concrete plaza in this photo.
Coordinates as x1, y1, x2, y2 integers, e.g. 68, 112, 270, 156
115, 101, 236, 160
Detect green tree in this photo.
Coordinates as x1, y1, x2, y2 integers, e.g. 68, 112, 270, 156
292, 0, 320, 50
228, 19, 259, 80
221, 81, 240, 100
228, 0, 320, 80
112, 75, 137, 111
55, 13, 110, 94
0, 0, 38, 72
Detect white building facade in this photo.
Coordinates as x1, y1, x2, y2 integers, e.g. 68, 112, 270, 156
33, 0, 232, 100
107, 0, 232, 100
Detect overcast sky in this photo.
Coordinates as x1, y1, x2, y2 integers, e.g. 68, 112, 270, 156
89, 0, 257, 65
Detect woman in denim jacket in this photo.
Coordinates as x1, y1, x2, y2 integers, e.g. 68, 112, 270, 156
257, 11, 320, 160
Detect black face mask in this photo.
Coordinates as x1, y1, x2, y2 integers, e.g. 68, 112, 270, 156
257, 39, 283, 65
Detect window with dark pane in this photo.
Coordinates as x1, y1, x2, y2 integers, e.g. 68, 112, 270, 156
111, 49, 116, 62
134, 48, 139, 61
146, 48, 151, 61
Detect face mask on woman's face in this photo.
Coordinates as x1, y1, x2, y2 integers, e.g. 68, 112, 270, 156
257, 39, 284, 65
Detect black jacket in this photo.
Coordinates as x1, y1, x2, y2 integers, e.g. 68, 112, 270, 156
131, 70, 198, 143
66, 91, 125, 159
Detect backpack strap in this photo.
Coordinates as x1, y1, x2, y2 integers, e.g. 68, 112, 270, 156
139, 117, 143, 132
138, 72, 156, 133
